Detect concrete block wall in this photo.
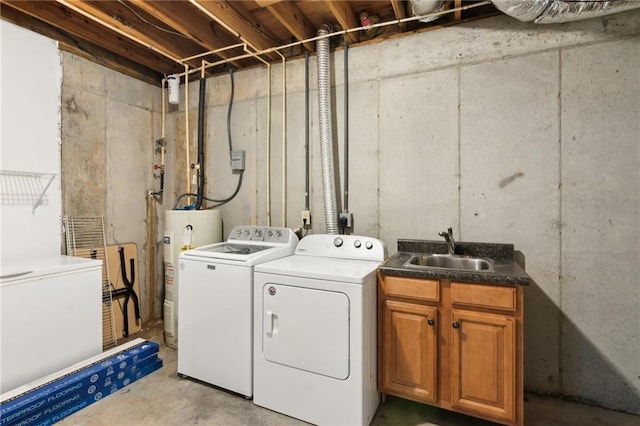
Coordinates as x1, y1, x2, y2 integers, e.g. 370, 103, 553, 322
52, 7, 640, 415
61, 53, 165, 325
166, 10, 640, 413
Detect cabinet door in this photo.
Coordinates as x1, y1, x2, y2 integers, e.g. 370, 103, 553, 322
450, 309, 516, 422
382, 299, 438, 403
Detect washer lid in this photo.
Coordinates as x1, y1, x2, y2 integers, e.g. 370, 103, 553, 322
254, 254, 380, 283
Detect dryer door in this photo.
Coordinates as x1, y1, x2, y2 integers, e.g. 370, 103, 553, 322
262, 283, 349, 379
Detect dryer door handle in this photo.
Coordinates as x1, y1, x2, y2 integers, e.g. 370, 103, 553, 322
266, 310, 274, 335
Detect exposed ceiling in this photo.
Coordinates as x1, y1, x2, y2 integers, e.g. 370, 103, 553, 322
1, 1, 498, 84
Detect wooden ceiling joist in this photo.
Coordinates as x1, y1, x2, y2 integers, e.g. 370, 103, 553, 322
390, 0, 408, 31
0, 2, 163, 84
128, 0, 254, 68
2, 0, 182, 74
190, 0, 281, 61
1, 1, 500, 83
324, 0, 360, 44
257, 0, 316, 53
54, 0, 206, 68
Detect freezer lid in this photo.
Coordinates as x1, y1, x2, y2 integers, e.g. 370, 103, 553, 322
0, 255, 102, 284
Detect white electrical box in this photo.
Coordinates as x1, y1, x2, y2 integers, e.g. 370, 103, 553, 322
231, 150, 245, 171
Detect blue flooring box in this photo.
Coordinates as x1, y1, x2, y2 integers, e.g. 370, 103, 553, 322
1, 339, 161, 426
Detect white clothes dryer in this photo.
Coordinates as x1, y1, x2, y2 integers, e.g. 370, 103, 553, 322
177, 226, 298, 398
253, 234, 386, 425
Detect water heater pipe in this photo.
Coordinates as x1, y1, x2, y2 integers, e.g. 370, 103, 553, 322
316, 25, 339, 235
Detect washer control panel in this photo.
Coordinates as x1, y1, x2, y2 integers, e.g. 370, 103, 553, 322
228, 226, 293, 244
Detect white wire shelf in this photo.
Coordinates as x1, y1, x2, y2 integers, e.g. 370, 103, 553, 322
0, 169, 58, 213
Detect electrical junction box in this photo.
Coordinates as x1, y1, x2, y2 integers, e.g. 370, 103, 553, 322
231, 150, 245, 171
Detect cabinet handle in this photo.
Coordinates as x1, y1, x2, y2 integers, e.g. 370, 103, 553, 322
452, 321, 460, 329
427, 318, 435, 326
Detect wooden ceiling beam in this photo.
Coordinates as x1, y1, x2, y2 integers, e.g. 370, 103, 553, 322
0, 3, 163, 84
190, 0, 280, 61
127, 0, 251, 68
1, 0, 182, 74
55, 0, 207, 68
324, 0, 359, 44
390, 0, 408, 31
260, 0, 315, 53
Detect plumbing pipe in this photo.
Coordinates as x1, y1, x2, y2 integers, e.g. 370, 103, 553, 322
242, 44, 273, 226
316, 25, 339, 235
280, 52, 287, 227
162, 77, 166, 139
267, 63, 272, 226
343, 42, 349, 214
304, 51, 310, 211
176, 2, 492, 78
184, 65, 191, 204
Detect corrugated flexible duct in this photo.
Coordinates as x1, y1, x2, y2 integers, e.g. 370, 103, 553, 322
492, 0, 640, 23
316, 25, 339, 235
409, 0, 447, 23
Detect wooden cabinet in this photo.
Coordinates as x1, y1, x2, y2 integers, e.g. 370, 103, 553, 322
378, 275, 523, 426
381, 300, 438, 403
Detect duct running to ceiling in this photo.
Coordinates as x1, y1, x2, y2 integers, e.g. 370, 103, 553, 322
492, 0, 640, 23
316, 25, 339, 235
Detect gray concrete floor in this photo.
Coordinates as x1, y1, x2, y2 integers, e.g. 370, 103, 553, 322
58, 321, 639, 426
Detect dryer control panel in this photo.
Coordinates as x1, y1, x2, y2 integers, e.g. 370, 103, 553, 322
295, 234, 386, 262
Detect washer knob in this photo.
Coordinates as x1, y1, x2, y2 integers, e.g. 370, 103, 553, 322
354, 240, 362, 248
365, 241, 373, 250
334, 237, 343, 247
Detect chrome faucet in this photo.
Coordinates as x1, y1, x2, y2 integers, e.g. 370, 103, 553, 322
438, 227, 455, 255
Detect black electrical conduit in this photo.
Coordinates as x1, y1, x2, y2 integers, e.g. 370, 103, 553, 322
174, 65, 244, 210
195, 75, 206, 209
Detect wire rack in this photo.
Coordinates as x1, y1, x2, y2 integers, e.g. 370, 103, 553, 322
0, 170, 57, 212
62, 216, 117, 350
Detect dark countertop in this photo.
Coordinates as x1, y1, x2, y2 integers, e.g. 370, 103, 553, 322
379, 239, 532, 286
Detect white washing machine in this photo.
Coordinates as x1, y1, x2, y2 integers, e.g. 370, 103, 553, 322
177, 226, 298, 398
253, 234, 386, 425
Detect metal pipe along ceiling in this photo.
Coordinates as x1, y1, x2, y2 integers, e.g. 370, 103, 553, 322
492, 0, 640, 23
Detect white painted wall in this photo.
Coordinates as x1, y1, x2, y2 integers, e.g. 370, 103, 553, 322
0, 21, 62, 264
171, 10, 640, 413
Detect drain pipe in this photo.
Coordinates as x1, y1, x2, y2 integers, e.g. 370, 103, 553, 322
492, 0, 640, 23
316, 25, 339, 235
304, 51, 310, 212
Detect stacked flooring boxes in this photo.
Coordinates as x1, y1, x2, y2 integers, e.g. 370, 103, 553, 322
0, 339, 162, 426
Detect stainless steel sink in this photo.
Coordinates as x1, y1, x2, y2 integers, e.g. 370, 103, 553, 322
404, 254, 494, 272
